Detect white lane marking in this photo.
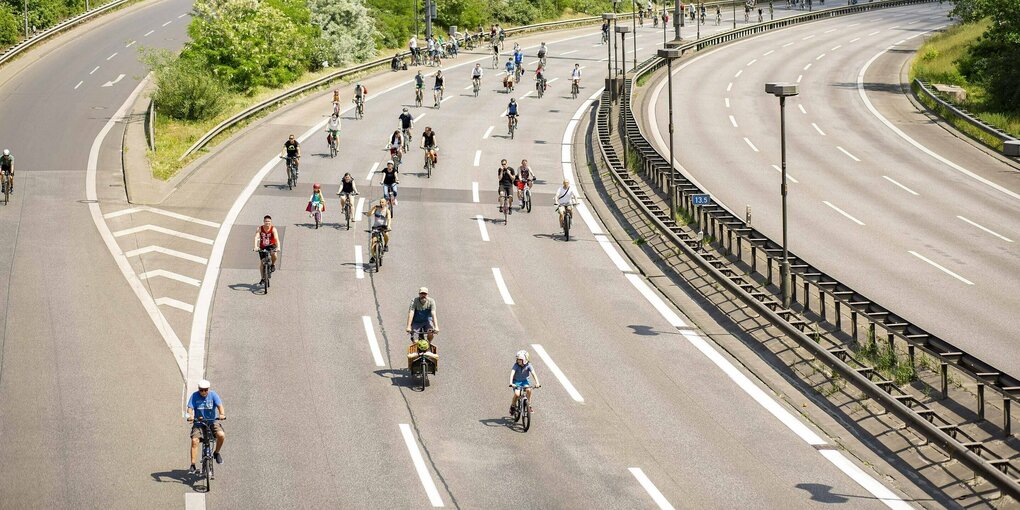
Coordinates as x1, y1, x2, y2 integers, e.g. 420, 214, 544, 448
849, 37, 861, 43
144, 29, 155, 37
125, 40, 136, 48
724, 97, 730, 108
957, 216, 1014, 243
743, 137, 759, 152
74, 80, 83, 90
824, 28, 837, 34
830, 44, 842, 51
476, 215, 490, 241
881, 175, 918, 196
858, 42, 1020, 203
139, 270, 201, 287
399, 424, 445, 507
575, 202, 602, 235
819, 451, 912, 510
482, 125, 494, 139
547, 77, 559, 84
531, 344, 584, 402
354, 197, 365, 220
868, 31, 880, 36
890, 25, 901, 30
472, 182, 479, 203
365, 162, 379, 181
106, 52, 118, 60
746, 59, 757, 66
113, 225, 214, 244
771, 164, 799, 183
895, 39, 906, 45
815, 53, 826, 60
361, 316, 385, 366
908, 251, 974, 285
102, 74, 125, 87
802, 34, 815, 40
492, 267, 514, 305
184, 493, 204, 510
629, 468, 676, 510
811, 122, 825, 136
177, 13, 186, 18
473, 150, 481, 166
728, 115, 738, 128
595, 234, 631, 272
823, 201, 865, 226
561, 49, 578, 55
162, 20, 172, 26
836, 146, 861, 162
782, 42, 794, 47
413, 113, 427, 122
848, 23, 859, 27
762, 49, 774, 56
104, 206, 221, 227
156, 297, 195, 313
906, 33, 923, 40
440, 95, 453, 104
726, 82, 733, 92
803, 63, 812, 71
734, 70, 743, 78
90, 66, 100, 75
798, 104, 807, 114
796, 74, 803, 83
463, 84, 473, 90
626, 273, 685, 327
125, 246, 208, 265
355, 245, 364, 279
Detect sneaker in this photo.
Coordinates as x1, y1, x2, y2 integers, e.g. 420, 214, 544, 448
214, 452, 223, 464
369, 256, 376, 264
529, 406, 534, 413
258, 279, 265, 286
509, 406, 516, 416
270, 264, 276, 273
188, 464, 197, 475
384, 244, 389, 253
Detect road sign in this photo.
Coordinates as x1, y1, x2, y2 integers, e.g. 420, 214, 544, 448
691, 194, 711, 206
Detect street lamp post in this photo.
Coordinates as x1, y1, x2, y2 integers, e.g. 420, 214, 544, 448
733, 0, 737, 29
613, 0, 621, 77
658, 48, 681, 216
631, 0, 637, 72
765, 82, 799, 309
603, 13, 617, 103
616, 24, 631, 166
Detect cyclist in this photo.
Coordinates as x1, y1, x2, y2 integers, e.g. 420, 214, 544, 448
406, 287, 440, 342
512, 48, 524, 78
414, 71, 425, 103
715, 5, 721, 24
491, 36, 500, 60
253, 215, 282, 283
570, 63, 582, 92
367, 198, 392, 263
553, 179, 579, 229
353, 82, 368, 110
503, 57, 516, 90
498, 25, 506, 48
601, 20, 610, 44
326, 113, 341, 148
432, 70, 445, 107
471, 63, 483, 90
497, 159, 517, 214
535, 64, 547, 94
506, 97, 519, 133
381, 160, 399, 205
306, 183, 325, 221
282, 134, 300, 176
516, 159, 535, 208
398, 108, 414, 151
420, 127, 438, 169
508, 350, 541, 415
187, 379, 225, 475
0, 149, 13, 195
409, 35, 419, 64
336, 172, 359, 211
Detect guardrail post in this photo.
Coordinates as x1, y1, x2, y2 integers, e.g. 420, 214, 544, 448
767, 256, 773, 285
907, 344, 915, 369
791, 273, 798, 302
940, 361, 949, 399
819, 290, 826, 321
868, 321, 876, 347
887, 333, 895, 362
803, 281, 809, 311
977, 383, 985, 420
851, 311, 858, 341
751, 245, 757, 274
835, 301, 841, 330
1003, 397, 1011, 436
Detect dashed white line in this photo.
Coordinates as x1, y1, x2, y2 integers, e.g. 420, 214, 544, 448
868, 31, 880, 36
476, 215, 490, 241
440, 95, 453, 104
782, 42, 794, 47
492, 267, 514, 305
836, 146, 861, 162
734, 70, 743, 78
482, 125, 494, 139
802, 34, 815, 40
823, 201, 865, 226
531, 344, 584, 402
399, 424, 445, 507
803, 63, 812, 71
762, 49, 774, 56
743, 137, 759, 152
126, 40, 136, 48
561, 49, 578, 55
906, 33, 922, 40
726, 82, 733, 92
355, 246, 364, 279
771, 164, 799, 183
74, 80, 83, 90
729, 115, 738, 128
177, 13, 186, 18
184, 493, 204, 510
139, 270, 201, 287
798, 104, 807, 114
895, 39, 906, 45
413, 113, 427, 122
361, 316, 385, 366
463, 84, 473, 90
106, 52, 118, 60
824, 28, 837, 33
629, 468, 676, 510
162, 20, 172, 27
90, 66, 100, 75
848, 23, 859, 27
472, 182, 479, 203
796, 74, 803, 83
957, 216, 1014, 243
144, 29, 155, 37
908, 251, 974, 285
473, 150, 481, 166
881, 175, 918, 196
364, 162, 379, 181
811, 122, 825, 136
849, 37, 861, 43
724, 98, 730, 108
830, 44, 842, 51
890, 25, 900, 30
746, 59, 757, 66
354, 197, 365, 220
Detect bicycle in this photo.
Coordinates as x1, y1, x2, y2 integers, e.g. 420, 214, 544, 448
510, 384, 536, 432
601, 31, 609, 44
281, 156, 299, 190
310, 203, 322, 229
538, 54, 547, 67
392, 149, 403, 172
415, 87, 423, 107
1, 173, 9, 205
491, 52, 499, 69
408, 328, 438, 391
504, 76, 514, 94
499, 189, 513, 225
536, 77, 545, 99
190, 418, 223, 491
559, 203, 574, 241
472, 77, 481, 97
402, 128, 412, 154
384, 183, 397, 217
514, 65, 523, 83
327, 131, 338, 158
423, 147, 437, 178
354, 96, 364, 119
433, 88, 444, 109
508, 115, 518, 140
571, 79, 580, 100
256, 247, 274, 294
339, 192, 357, 230
370, 226, 387, 271
518, 182, 533, 213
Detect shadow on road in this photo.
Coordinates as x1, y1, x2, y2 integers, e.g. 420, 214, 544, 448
227, 282, 260, 294
478, 417, 517, 431
374, 368, 418, 388
150, 469, 197, 490
627, 324, 659, 336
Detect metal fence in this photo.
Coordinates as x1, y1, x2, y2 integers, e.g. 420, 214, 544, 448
913, 79, 1018, 153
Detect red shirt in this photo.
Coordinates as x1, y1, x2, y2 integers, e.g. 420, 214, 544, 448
258, 225, 279, 248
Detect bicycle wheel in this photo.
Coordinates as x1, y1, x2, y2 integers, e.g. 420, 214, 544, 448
426, 160, 432, 179
314, 210, 321, 229
503, 198, 509, 225
521, 397, 531, 431
2, 179, 7, 205
420, 360, 428, 391
203, 452, 213, 491
345, 204, 351, 230
564, 212, 571, 241
525, 189, 532, 213
260, 259, 269, 294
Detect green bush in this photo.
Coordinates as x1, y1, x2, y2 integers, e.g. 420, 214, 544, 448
142, 49, 229, 121
309, 0, 379, 67
0, 4, 19, 45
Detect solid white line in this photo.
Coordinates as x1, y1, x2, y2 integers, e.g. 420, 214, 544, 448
849, 37, 860, 43
184, 493, 204, 510
531, 344, 584, 402
796, 74, 802, 83
595, 234, 631, 272
811, 122, 825, 136
463, 84, 473, 90
361, 316, 385, 366
177, 13, 186, 18
492, 268, 514, 305
90, 66, 100, 75
830, 44, 842, 51
815, 53, 825, 60
890, 25, 900, 30
819, 450, 913, 510
836, 146, 860, 162
144, 29, 154, 36
74, 80, 83, 90
575, 202, 602, 235
798, 104, 806, 114
476, 215, 489, 241
746, 59, 757, 66
729, 115, 738, 128
743, 137, 758, 152
126, 40, 136, 48
440, 95, 453, 104
106, 52, 118, 60
881, 175, 918, 196
354, 197, 365, 221
803, 63, 812, 71
629, 468, 675, 510
139, 270, 201, 287
365, 162, 379, 181
823, 201, 865, 226
104, 206, 221, 227
957, 216, 1014, 243
482, 125, 494, 139
414, 113, 427, 122
895, 39, 906, 45
472, 182, 479, 203
626, 273, 685, 327
868, 31, 879, 36
726, 82, 732, 92
162, 20, 172, 26
910, 251, 974, 284
724, 98, 730, 108
399, 424, 445, 507
125, 246, 208, 264
906, 33, 922, 40
561, 49, 578, 55
762, 49, 774, 56
113, 225, 214, 245
473, 150, 481, 166
355, 246, 364, 279
770, 164, 799, 183
156, 297, 195, 313
734, 70, 743, 78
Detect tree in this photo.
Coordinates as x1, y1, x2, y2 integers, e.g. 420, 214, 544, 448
308, 0, 379, 67
141, 48, 228, 121
951, 0, 1020, 112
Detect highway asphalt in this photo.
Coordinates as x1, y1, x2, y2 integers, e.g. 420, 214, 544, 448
646, 3, 1020, 375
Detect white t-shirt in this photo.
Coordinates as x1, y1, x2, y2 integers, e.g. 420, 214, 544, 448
554, 186, 576, 206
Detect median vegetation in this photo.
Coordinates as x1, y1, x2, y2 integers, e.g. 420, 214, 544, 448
143, 0, 616, 180
910, 0, 1020, 143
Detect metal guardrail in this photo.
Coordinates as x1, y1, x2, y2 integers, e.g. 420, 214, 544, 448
0, 0, 129, 68
913, 79, 1018, 152
595, 0, 1020, 498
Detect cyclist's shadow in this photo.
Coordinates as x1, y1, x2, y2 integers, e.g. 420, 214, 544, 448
478, 417, 517, 430
150, 468, 198, 490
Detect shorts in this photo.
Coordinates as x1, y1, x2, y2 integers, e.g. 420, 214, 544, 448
499, 184, 513, 197
411, 319, 435, 333
191, 422, 224, 439
383, 183, 398, 196
512, 381, 530, 388
434, 85, 444, 91
258, 244, 277, 254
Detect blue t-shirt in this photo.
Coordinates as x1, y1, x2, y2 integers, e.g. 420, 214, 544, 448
188, 390, 222, 422
507, 103, 518, 115
514, 51, 523, 64
511, 363, 533, 384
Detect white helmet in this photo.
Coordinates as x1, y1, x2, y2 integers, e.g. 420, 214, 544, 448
197, 379, 211, 390
515, 350, 528, 361
386, 160, 394, 165
2, 149, 8, 156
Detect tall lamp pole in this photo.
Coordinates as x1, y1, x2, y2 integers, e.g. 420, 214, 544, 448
658, 48, 681, 216
631, 0, 637, 72
616, 24, 631, 166
765, 82, 799, 309
603, 13, 617, 103
613, 0, 621, 76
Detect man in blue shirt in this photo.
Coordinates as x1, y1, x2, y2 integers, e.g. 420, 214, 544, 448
506, 98, 519, 133
187, 379, 226, 474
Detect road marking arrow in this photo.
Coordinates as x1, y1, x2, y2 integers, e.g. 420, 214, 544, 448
102, 74, 125, 87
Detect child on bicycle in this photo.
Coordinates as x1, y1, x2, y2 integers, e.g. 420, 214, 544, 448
306, 183, 326, 222
509, 350, 541, 415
